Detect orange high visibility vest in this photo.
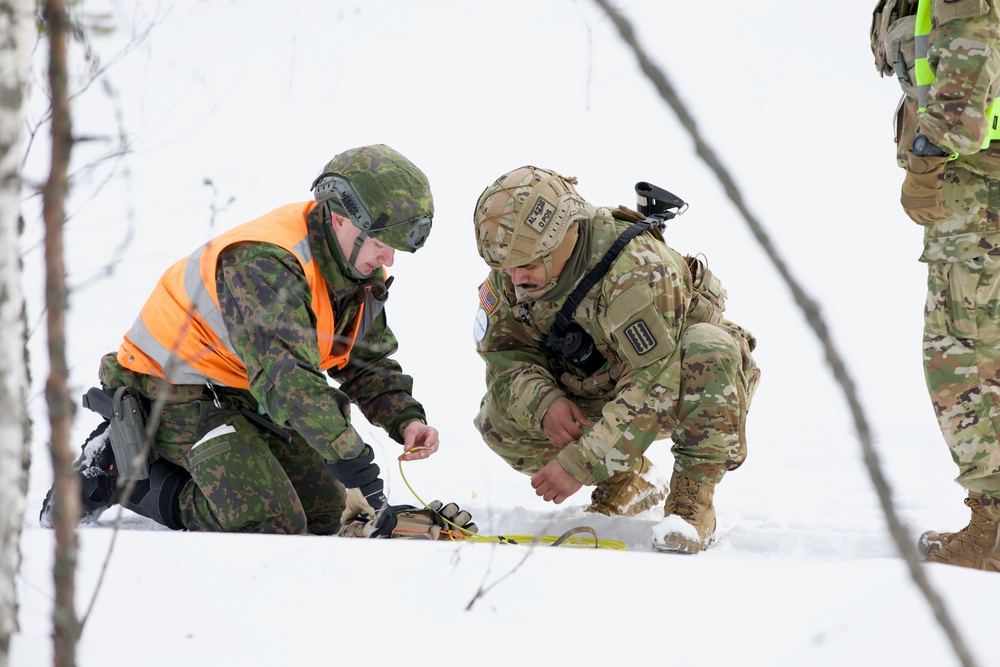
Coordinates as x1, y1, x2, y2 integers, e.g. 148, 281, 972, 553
118, 201, 364, 388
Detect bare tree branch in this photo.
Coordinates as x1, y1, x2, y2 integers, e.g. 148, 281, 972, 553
0, 0, 34, 663
465, 544, 533, 611
42, 0, 80, 664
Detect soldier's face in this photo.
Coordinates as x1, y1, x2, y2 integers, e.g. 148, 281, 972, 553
333, 214, 396, 275
355, 237, 396, 274
507, 259, 566, 294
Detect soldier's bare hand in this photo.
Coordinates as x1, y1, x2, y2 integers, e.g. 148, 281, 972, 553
542, 397, 591, 447
399, 421, 439, 461
530, 460, 583, 504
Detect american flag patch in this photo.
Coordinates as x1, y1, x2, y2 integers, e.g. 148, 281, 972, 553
478, 280, 498, 314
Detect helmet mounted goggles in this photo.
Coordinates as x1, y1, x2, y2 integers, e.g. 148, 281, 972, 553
311, 172, 432, 252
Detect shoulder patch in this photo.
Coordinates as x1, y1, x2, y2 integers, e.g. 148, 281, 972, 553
624, 320, 657, 355
478, 280, 499, 314
473, 307, 489, 342
606, 283, 675, 368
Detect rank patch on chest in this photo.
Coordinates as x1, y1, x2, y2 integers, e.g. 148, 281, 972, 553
624, 320, 657, 355
478, 280, 499, 314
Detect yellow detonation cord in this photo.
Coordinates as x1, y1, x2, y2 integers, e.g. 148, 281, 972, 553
397, 458, 627, 551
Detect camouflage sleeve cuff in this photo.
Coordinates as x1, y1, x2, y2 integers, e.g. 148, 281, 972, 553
326, 424, 367, 462
525, 386, 565, 432
397, 418, 422, 438
389, 407, 426, 444
556, 446, 598, 486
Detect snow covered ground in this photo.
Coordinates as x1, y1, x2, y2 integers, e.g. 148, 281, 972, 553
12, 2, 1000, 666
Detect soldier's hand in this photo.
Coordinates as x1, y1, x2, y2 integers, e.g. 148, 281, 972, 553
338, 486, 398, 538
901, 152, 952, 225
531, 460, 583, 504
398, 421, 439, 461
542, 397, 591, 448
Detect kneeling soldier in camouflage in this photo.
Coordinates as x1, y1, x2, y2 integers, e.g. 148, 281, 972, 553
41, 144, 469, 538
471, 166, 760, 553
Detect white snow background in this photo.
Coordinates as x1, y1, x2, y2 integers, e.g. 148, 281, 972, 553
12, 1, 1000, 666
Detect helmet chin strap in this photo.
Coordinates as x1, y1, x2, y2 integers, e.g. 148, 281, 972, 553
329, 204, 374, 279
349, 230, 369, 268
542, 254, 555, 283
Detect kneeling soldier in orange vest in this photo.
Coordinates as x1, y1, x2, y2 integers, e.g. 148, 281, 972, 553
41, 144, 471, 538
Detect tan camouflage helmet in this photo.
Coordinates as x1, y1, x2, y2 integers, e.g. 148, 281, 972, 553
474, 166, 588, 269
311, 144, 433, 253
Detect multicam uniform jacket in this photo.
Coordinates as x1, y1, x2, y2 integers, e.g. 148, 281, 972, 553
475, 208, 755, 486
891, 0, 1000, 260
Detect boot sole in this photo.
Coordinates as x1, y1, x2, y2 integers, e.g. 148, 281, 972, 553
39, 484, 110, 528
652, 534, 715, 554
918, 531, 948, 559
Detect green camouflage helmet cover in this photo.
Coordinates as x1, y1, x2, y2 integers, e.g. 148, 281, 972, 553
313, 144, 434, 252
474, 165, 588, 268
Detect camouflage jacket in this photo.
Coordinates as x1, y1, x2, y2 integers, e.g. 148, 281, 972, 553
890, 0, 1000, 260
475, 208, 704, 485
216, 204, 425, 463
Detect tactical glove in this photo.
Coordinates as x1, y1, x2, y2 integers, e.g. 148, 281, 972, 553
338, 487, 398, 538
426, 499, 478, 536
328, 446, 397, 538
900, 152, 952, 225
339, 496, 478, 540
387, 500, 478, 540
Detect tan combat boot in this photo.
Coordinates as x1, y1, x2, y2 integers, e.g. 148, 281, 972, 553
923, 493, 1000, 572
586, 456, 666, 517
652, 471, 717, 554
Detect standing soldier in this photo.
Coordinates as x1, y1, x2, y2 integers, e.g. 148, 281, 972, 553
873, 0, 1000, 569
471, 166, 760, 553
41, 144, 465, 538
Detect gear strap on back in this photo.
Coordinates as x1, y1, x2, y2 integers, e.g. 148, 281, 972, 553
544, 215, 660, 355
545, 182, 685, 355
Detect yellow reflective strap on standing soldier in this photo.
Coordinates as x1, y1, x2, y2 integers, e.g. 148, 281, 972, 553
982, 97, 1000, 149
914, 0, 1000, 150
914, 0, 933, 111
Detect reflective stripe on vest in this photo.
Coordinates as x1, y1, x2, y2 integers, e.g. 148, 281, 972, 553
118, 201, 364, 388
915, 0, 1000, 150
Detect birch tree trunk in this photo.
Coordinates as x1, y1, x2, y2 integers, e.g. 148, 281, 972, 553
42, 0, 80, 665
0, 1, 35, 666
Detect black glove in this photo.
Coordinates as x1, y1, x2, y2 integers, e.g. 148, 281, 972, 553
329, 446, 397, 538
361, 488, 397, 538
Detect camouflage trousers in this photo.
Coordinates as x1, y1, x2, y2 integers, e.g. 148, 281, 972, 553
475, 322, 760, 485
924, 254, 1000, 498
99, 353, 346, 534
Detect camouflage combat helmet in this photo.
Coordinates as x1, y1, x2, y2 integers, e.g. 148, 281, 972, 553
474, 166, 588, 269
311, 144, 433, 255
